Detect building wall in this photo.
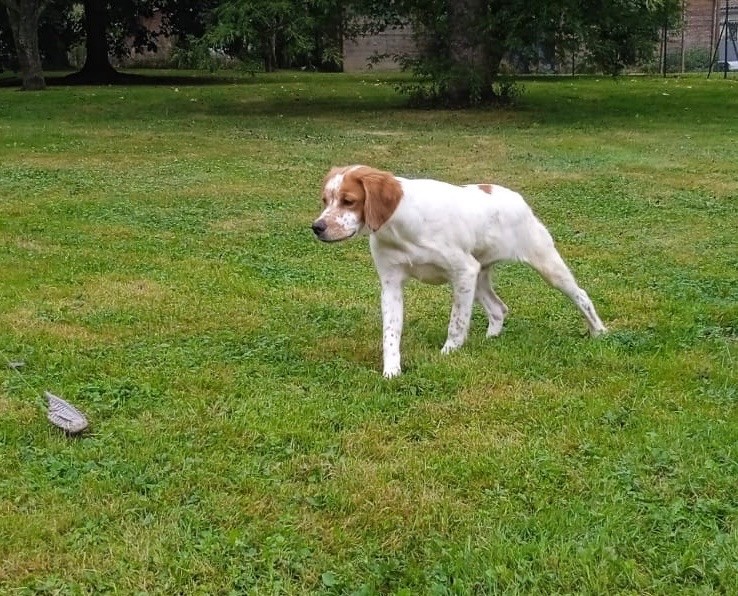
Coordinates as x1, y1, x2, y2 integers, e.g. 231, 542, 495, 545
682, 0, 718, 50
122, 11, 175, 67
342, 26, 417, 72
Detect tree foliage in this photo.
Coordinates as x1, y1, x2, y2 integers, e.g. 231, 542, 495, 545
0, 0, 342, 84
1, 0, 683, 98
362, 0, 684, 106
192, 0, 342, 72
67, 0, 207, 82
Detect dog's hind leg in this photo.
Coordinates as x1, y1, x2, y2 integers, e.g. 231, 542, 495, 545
523, 230, 607, 336
475, 267, 508, 337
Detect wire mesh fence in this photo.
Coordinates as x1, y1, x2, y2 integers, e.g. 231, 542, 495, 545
656, 0, 738, 76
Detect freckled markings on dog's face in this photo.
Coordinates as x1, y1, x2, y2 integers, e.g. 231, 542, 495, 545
316, 171, 367, 240
325, 173, 345, 194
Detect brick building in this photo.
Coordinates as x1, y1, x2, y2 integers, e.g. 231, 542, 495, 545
342, 25, 417, 72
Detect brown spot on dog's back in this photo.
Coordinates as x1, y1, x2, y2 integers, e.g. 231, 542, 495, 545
477, 184, 493, 194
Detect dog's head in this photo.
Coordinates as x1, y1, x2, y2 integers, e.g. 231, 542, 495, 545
311, 165, 403, 242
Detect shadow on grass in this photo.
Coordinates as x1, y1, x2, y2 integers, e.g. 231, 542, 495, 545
0, 69, 409, 117
2, 70, 733, 128
0, 70, 261, 89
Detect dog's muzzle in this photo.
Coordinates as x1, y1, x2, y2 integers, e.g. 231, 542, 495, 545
312, 219, 327, 239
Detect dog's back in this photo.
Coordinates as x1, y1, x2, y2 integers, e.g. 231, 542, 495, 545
374, 178, 550, 268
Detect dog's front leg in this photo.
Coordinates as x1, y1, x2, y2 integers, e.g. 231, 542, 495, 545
380, 274, 405, 378
442, 262, 481, 354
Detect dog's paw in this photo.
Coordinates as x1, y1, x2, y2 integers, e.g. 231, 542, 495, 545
441, 341, 461, 355
383, 366, 401, 378
590, 325, 608, 337
486, 318, 504, 338
382, 358, 402, 379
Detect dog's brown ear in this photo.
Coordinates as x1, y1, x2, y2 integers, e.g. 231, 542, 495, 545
359, 169, 403, 232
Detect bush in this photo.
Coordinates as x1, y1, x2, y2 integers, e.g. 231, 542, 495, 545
169, 36, 260, 72
391, 52, 524, 108
640, 47, 714, 74
684, 47, 712, 71
397, 75, 524, 109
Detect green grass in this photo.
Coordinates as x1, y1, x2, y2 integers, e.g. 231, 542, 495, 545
1, 70, 737, 594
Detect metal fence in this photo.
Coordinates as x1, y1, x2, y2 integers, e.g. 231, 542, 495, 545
656, 0, 737, 75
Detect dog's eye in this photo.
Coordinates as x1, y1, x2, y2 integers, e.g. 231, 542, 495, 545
340, 197, 355, 207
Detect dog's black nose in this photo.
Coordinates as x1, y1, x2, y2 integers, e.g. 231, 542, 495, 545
312, 220, 327, 236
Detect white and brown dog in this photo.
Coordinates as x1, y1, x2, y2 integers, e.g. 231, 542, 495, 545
312, 165, 607, 378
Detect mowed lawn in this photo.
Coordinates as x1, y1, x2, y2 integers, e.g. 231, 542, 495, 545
1, 71, 736, 594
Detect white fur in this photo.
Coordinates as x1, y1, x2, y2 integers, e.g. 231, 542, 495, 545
316, 170, 607, 378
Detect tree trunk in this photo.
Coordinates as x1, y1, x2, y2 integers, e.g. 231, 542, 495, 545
72, 0, 119, 83
3, 0, 46, 90
262, 32, 277, 72
448, 0, 504, 106
448, 0, 485, 105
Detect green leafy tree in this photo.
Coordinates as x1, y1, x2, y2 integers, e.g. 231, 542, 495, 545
0, 0, 173, 85
558, 0, 683, 74
55, 0, 216, 83
1, 0, 230, 85
364, 0, 684, 106
202, 0, 343, 72
67, 0, 174, 83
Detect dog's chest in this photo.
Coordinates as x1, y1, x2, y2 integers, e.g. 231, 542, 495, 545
371, 234, 452, 284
